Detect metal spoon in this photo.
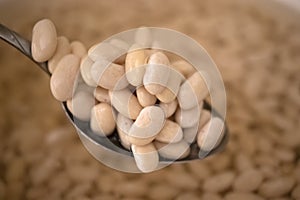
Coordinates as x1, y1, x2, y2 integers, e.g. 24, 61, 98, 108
0, 23, 229, 170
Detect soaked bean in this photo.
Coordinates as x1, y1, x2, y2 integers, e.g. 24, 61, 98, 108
144, 52, 170, 95
233, 169, 264, 192
71, 41, 87, 58
32, 19, 57, 62
155, 140, 190, 160
136, 86, 157, 107
109, 88, 142, 119
94, 87, 110, 104
159, 99, 178, 118
50, 54, 80, 101
258, 176, 295, 198
90, 103, 116, 136
116, 114, 132, 150
203, 171, 235, 192
125, 45, 147, 86
129, 106, 165, 139
131, 143, 159, 173
172, 59, 196, 78
177, 72, 209, 109
80, 56, 97, 87
155, 120, 183, 143
175, 102, 202, 128
48, 36, 71, 73
91, 60, 128, 90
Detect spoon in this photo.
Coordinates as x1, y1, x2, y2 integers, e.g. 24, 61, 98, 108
0, 23, 229, 171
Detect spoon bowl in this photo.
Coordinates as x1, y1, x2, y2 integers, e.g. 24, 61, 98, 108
0, 23, 229, 172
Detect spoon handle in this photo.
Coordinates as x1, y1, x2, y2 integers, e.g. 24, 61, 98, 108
0, 23, 50, 75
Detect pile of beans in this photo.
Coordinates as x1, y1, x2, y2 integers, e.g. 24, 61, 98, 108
31, 19, 225, 172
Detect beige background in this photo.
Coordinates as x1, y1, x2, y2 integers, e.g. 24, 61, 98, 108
0, 0, 300, 199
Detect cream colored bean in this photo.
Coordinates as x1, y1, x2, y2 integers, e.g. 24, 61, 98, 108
155, 140, 190, 160
94, 87, 110, 104
225, 192, 264, 200
91, 59, 128, 90
144, 52, 170, 95
178, 71, 209, 109
155, 120, 183, 143
136, 86, 157, 107
109, 88, 142, 119
159, 99, 178, 118
203, 171, 235, 192
129, 106, 165, 139
125, 45, 147, 86
183, 124, 198, 143
88, 42, 123, 62
80, 56, 97, 87
258, 176, 295, 198
201, 193, 222, 200
90, 103, 116, 136
48, 36, 71, 73
71, 41, 87, 58
131, 143, 159, 173
172, 59, 196, 78
71, 88, 95, 121
156, 68, 183, 103
197, 117, 225, 151
175, 102, 202, 128
116, 114, 132, 150
233, 169, 264, 192
50, 54, 80, 101
149, 183, 179, 199
32, 19, 57, 62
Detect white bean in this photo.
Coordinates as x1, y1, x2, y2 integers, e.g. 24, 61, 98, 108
159, 99, 178, 118
80, 56, 97, 87
155, 140, 190, 160
155, 120, 183, 143
175, 102, 202, 128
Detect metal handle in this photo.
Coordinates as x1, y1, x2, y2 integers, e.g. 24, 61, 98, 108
0, 23, 50, 75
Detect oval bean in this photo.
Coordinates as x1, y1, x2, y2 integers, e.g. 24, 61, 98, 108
175, 102, 202, 128
32, 19, 57, 62
90, 103, 116, 136
136, 86, 157, 107
144, 52, 170, 95
71, 41, 87, 58
94, 87, 110, 104
155, 120, 183, 143
178, 72, 209, 109
155, 140, 190, 160
50, 54, 80, 101
109, 88, 142, 119
172, 59, 196, 78
48, 36, 71, 73
159, 99, 178, 118
80, 56, 97, 87
131, 143, 159, 173
129, 106, 165, 139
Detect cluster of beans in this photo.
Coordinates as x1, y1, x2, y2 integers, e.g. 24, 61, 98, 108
31, 19, 225, 172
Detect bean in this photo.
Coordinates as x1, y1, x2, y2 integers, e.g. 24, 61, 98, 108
129, 106, 165, 139
70, 88, 96, 121
91, 59, 128, 90
175, 193, 199, 200
258, 176, 295, 198
50, 54, 80, 101
183, 124, 198, 143
197, 117, 225, 152
149, 183, 179, 199
233, 169, 264, 192
175, 102, 202, 128
144, 52, 170, 95
177, 71, 209, 109
88, 42, 123, 62
94, 87, 110, 104
125, 45, 147, 86
109, 88, 142, 119
156, 68, 183, 103
225, 192, 264, 200
80, 56, 97, 87
48, 36, 71, 73
136, 86, 157, 107
187, 162, 212, 181
203, 171, 235, 192
155, 120, 183, 143
155, 140, 190, 160
172, 59, 196, 78
71, 41, 87, 58
131, 143, 159, 173
114, 179, 147, 197
116, 114, 132, 150
159, 99, 178, 118
199, 109, 211, 128
90, 103, 116, 136
32, 19, 57, 62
